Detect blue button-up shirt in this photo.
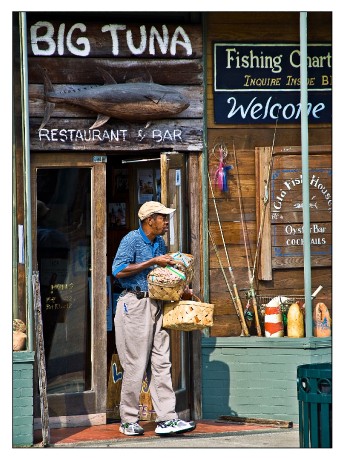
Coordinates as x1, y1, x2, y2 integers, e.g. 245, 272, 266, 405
112, 225, 167, 291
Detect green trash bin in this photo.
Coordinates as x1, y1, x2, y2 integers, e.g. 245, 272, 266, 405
297, 363, 332, 448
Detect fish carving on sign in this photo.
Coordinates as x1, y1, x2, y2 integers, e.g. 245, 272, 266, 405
39, 67, 190, 129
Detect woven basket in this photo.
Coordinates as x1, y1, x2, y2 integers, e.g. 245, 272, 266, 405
163, 295, 214, 331
148, 265, 187, 301
13, 331, 27, 351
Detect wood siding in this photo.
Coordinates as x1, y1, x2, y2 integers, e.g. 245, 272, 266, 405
206, 12, 332, 337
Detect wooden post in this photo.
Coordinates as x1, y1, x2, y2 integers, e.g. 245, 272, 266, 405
32, 271, 50, 446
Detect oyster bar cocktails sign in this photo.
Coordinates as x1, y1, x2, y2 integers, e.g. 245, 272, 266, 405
213, 43, 332, 124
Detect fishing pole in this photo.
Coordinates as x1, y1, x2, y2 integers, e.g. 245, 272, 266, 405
208, 229, 249, 336
208, 171, 250, 336
232, 141, 262, 336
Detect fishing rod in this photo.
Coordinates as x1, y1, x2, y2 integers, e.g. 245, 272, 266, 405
208, 229, 249, 336
232, 142, 262, 337
208, 171, 250, 336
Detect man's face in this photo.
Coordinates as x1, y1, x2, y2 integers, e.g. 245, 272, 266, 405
148, 213, 170, 235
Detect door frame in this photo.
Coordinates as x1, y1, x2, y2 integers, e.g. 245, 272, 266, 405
31, 153, 107, 427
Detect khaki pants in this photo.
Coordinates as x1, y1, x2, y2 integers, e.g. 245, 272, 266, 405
114, 293, 177, 423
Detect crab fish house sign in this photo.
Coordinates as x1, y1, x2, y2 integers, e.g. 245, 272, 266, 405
30, 22, 193, 56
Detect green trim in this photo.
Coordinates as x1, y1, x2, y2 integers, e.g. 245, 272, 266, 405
202, 336, 332, 350
20, 13, 34, 352
201, 12, 209, 303
13, 351, 35, 363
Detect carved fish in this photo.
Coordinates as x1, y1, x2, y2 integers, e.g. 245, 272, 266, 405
293, 202, 318, 209
39, 67, 190, 129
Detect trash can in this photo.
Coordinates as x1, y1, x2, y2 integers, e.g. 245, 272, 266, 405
297, 363, 332, 448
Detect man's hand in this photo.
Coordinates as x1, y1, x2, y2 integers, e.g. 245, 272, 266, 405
154, 254, 176, 267
181, 286, 193, 300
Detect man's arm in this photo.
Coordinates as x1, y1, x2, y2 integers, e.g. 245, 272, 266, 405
115, 254, 176, 279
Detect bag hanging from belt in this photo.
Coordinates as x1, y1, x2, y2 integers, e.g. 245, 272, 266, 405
163, 295, 214, 331
124, 289, 150, 299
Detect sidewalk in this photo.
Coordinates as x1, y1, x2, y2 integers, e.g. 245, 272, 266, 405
33, 419, 300, 448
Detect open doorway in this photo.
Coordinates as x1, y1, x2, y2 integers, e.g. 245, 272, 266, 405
105, 152, 192, 422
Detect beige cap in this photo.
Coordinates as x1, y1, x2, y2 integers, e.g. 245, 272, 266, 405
138, 201, 175, 221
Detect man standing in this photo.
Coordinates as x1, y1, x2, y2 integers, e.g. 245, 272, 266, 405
112, 201, 196, 436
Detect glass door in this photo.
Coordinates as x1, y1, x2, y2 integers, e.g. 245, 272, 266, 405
31, 153, 107, 420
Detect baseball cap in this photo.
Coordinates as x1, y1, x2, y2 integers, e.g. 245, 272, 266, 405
138, 201, 175, 221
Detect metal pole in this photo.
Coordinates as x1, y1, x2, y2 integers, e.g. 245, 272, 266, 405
20, 12, 34, 350
300, 12, 312, 337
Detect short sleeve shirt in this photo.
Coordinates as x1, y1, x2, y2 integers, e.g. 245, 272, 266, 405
112, 226, 167, 291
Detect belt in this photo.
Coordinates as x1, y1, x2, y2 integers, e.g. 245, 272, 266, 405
123, 289, 150, 299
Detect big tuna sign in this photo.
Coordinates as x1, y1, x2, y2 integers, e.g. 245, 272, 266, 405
29, 21, 194, 57
213, 43, 332, 124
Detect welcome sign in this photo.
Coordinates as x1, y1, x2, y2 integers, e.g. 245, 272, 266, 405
213, 43, 332, 124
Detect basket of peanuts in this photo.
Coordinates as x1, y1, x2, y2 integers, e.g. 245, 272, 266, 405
148, 252, 194, 301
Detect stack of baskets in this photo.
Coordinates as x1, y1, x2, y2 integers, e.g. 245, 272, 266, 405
147, 252, 214, 331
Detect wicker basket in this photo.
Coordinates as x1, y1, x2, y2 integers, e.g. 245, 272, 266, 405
148, 265, 187, 301
163, 295, 214, 331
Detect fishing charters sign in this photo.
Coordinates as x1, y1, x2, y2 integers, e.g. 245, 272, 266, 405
213, 43, 332, 124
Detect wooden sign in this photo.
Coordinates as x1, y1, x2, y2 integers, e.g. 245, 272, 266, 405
27, 20, 202, 58
27, 15, 204, 153
256, 145, 332, 279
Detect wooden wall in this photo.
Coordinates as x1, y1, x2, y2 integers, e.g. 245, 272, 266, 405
206, 12, 332, 337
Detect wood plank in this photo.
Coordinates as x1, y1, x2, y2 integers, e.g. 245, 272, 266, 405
209, 267, 255, 289
30, 118, 203, 152
208, 180, 257, 199
208, 197, 256, 222
28, 57, 203, 85
209, 246, 255, 270
272, 222, 332, 236
27, 21, 202, 58
208, 222, 257, 245
29, 84, 203, 119
255, 147, 272, 280
32, 272, 50, 446
271, 212, 332, 223
188, 152, 202, 419
207, 128, 332, 149
272, 255, 331, 269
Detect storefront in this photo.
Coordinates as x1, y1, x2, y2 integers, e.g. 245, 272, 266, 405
13, 11, 332, 447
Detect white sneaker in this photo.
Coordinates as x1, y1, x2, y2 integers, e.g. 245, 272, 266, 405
155, 419, 196, 435
119, 421, 144, 436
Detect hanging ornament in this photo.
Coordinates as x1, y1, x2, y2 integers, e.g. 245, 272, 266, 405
213, 144, 233, 192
